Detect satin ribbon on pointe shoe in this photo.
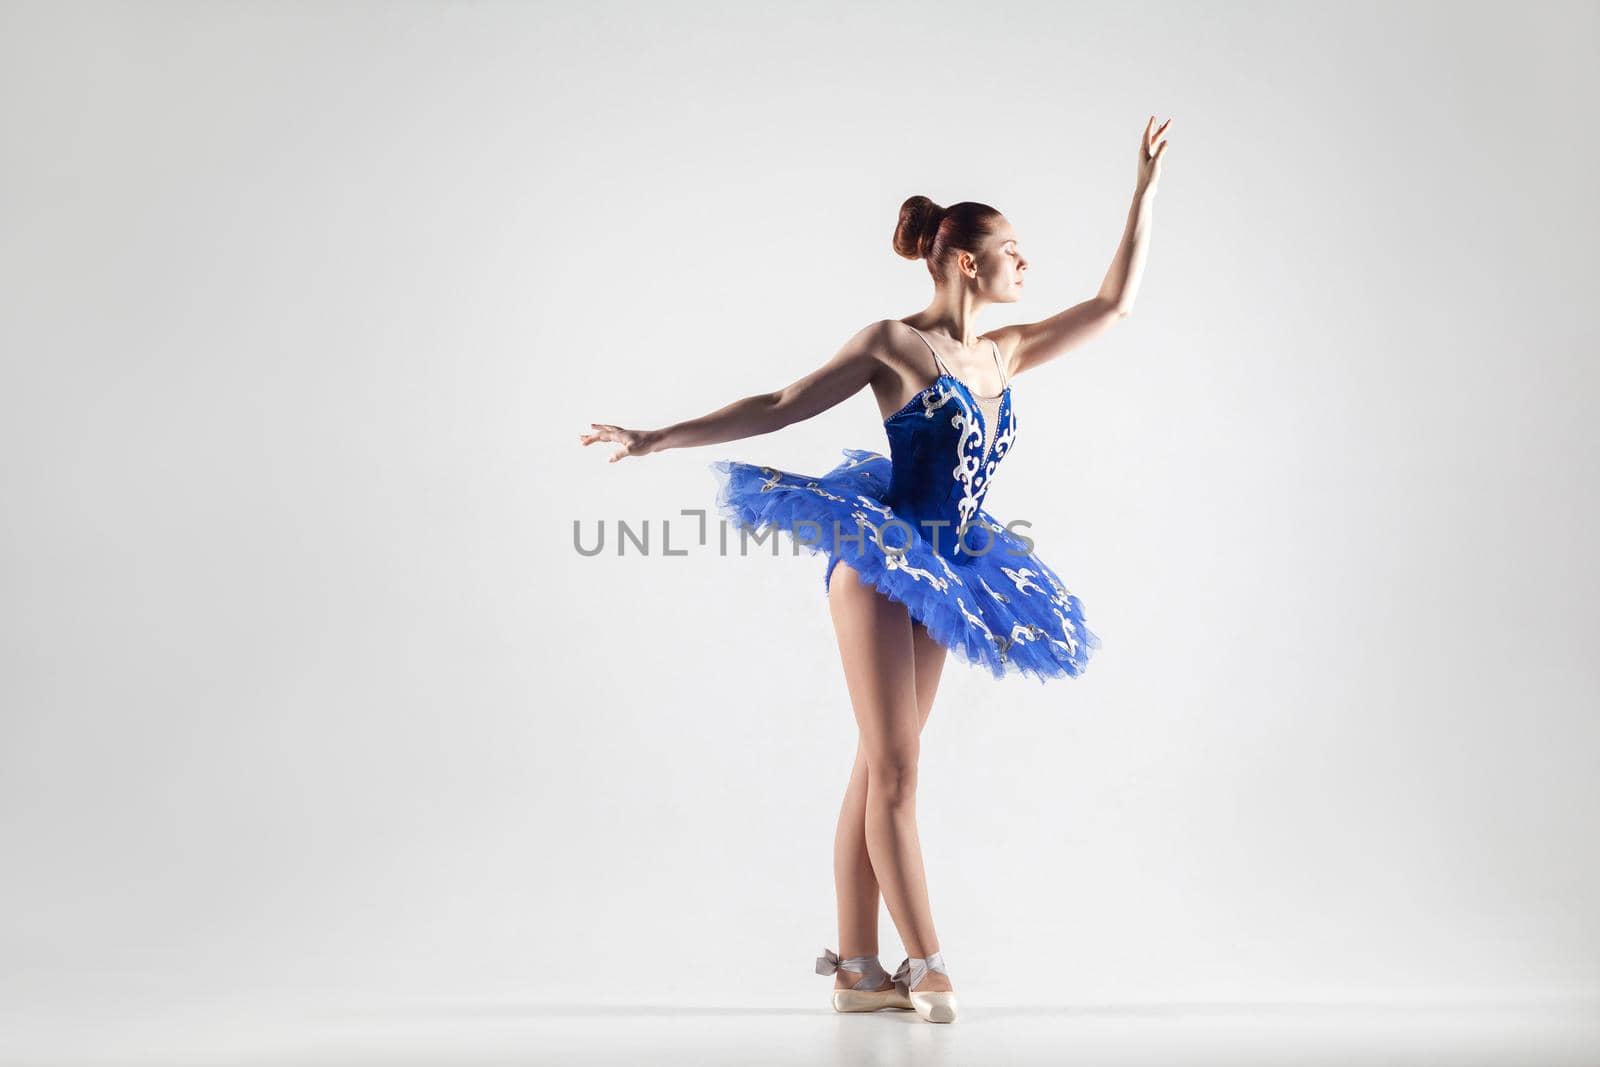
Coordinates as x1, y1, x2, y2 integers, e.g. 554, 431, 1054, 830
892, 951, 956, 1022
815, 947, 892, 990
891, 950, 949, 995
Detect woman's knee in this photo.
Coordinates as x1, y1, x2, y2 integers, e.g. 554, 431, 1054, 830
866, 750, 920, 802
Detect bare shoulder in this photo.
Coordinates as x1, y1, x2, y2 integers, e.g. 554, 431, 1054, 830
866, 317, 941, 419
866, 317, 935, 378
976, 323, 1026, 378
861, 317, 902, 353
868, 316, 926, 366
845, 318, 909, 379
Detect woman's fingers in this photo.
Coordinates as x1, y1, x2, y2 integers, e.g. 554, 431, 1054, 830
579, 422, 640, 461
579, 423, 617, 446
1144, 116, 1173, 156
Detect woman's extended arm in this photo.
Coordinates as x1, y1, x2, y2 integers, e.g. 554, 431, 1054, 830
579, 320, 888, 462
990, 116, 1171, 379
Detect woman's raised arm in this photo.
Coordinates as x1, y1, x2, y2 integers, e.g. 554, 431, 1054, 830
579, 319, 889, 463
987, 117, 1170, 380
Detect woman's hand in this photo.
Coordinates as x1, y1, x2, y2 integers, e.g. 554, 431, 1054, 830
1137, 115, 1172, 190
578, 423, 661, 463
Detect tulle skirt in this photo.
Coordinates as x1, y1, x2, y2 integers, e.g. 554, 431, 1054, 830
709, 448, 1100, 683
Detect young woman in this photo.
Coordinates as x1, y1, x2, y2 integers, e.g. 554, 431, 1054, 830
580, 116, 1171, 1023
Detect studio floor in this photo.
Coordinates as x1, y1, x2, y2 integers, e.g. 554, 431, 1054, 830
6, 995, 1599, 1066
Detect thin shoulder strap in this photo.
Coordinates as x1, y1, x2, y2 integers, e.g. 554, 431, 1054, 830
988, 338, 1007, 388
902, 322, 952, 378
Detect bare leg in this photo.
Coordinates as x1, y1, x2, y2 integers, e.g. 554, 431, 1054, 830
827, 561, 954, 993
830, 741, 885, 987
829, 619, 946, 987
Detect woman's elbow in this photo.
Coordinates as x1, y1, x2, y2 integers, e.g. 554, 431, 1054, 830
760, 389, 794, 432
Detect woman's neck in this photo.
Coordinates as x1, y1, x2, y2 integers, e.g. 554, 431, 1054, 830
910, 291, 987, 350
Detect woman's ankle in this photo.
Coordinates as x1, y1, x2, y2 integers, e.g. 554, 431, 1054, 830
895, 949, 953, 993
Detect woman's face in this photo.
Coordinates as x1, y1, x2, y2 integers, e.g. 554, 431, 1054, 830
962, 220, 1028, 303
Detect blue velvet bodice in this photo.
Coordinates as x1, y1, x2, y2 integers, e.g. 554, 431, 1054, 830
879, 373, 1017, 563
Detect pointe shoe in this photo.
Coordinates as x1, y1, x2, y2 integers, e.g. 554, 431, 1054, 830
815, 947, 914, 1012
892, 951, 957, 1023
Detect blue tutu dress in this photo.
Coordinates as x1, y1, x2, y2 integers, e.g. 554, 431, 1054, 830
710, 322, 1100, 683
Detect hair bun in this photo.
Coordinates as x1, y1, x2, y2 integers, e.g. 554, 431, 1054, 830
893, 195, 946, 261
921, 206, 948, 259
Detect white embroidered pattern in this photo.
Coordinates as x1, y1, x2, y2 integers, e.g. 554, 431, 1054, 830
917, 381, 964, 420
1002, 565, 1048, 597
1009, 621, 1079, 661
945, 387, 1016, 555
978, 575, 1011, 604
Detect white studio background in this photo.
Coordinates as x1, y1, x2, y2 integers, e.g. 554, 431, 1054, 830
2, 0, 1597, 1061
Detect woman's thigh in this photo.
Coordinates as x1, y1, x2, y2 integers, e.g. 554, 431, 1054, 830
827, 560, 920, 764
909, 619, 948, 732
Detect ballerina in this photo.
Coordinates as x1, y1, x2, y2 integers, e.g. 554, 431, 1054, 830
580, 116, 1172, 1022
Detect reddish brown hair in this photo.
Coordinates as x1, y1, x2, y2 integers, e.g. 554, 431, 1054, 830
892, 196, 1003, 277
